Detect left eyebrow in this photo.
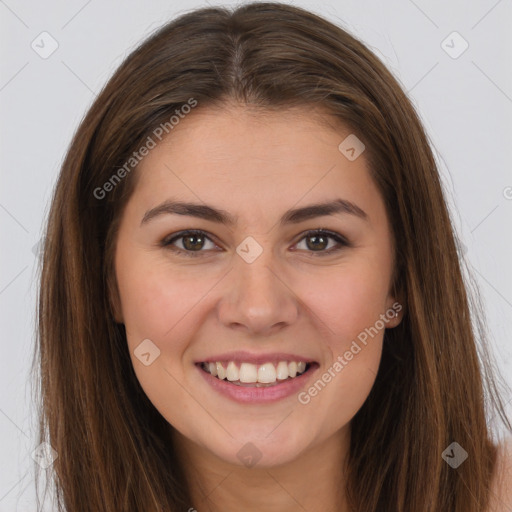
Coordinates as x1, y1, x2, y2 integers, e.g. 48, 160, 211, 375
140, 198, 369, 227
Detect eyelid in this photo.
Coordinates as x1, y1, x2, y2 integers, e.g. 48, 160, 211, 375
292, 229, 350, 253
161, 228, 350, 257
161, 229, 221, 257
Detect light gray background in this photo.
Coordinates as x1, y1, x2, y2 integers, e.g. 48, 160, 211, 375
1, 0, 511, 509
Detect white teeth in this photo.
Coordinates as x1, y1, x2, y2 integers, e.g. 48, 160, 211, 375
226, 361, 239, 381
239, 362, 258, 383
202, 360, 310, 384
258, 363, 277, 383
276, 361, 289, 380
216, 362, 226, 380
208, 362, 217, 377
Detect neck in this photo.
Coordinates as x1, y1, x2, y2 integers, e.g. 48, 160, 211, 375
172, 426, 351, 512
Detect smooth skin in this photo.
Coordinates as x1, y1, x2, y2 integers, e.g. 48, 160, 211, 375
111, 102, 510, 511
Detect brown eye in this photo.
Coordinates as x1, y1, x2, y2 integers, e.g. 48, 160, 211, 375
181, 232, 206, 251
162, 229, 349, 258
294, 230, 349, 255
305, 232, 329, 251
162, 230, 218, 257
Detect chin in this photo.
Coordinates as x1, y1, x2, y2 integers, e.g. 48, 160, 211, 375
196, 426, 309, 469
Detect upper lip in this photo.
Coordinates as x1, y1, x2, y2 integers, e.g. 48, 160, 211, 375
195, 351, 317, 366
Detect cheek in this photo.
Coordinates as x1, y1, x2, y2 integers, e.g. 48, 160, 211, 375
294, 261, 389, 419
305, 345, 383, 436
116, 254, 212, 345
300, 260, 392, 343
115, 255, 209, 432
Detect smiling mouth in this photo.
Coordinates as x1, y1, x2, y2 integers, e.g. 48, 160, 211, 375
198, 360, 316, 387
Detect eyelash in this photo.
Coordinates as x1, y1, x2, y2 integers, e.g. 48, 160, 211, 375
160, 229, 350, 258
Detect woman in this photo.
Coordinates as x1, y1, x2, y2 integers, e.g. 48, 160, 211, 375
33, 2, 512, 510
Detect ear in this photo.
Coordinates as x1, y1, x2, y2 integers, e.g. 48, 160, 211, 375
385, 282, 406, 329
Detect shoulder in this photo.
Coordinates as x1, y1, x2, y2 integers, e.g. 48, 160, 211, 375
488, 436, 512, 512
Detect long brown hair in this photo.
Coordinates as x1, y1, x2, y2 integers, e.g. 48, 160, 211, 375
32, 2, 511, 510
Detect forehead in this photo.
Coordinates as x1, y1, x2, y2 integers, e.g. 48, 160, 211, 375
137, 105, 368, 180
127, 103, 385, 230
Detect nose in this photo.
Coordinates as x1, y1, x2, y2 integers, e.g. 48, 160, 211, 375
217, 247, 299, 336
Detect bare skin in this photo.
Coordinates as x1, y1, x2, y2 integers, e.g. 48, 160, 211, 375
111, 102, 406, 511
489, 438, 512, 511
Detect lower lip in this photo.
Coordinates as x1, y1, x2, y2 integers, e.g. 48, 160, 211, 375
196, 363, 319, 404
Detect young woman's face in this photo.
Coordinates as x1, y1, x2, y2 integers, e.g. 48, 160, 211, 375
113, 103, 401, 468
